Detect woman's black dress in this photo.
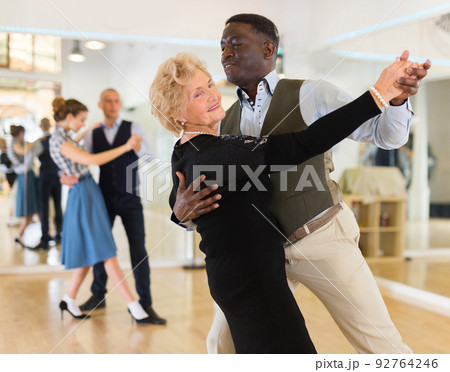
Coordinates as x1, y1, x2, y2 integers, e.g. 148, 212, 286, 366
169, 91, 380, 353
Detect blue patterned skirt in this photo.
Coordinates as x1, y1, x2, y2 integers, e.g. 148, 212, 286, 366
61, 175, 116, 269
16, 170, 39, 217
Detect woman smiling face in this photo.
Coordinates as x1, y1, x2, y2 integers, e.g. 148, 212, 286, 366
179, 69, 226, 130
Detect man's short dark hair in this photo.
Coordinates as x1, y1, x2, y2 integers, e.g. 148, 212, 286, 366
226, 13, 280, 50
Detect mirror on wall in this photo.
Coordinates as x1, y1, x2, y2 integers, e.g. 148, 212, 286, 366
0, 37, 232, 273
311, 13, 450, 254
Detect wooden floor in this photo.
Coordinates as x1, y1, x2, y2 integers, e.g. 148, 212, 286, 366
0, 267, 449, 354
369, 258, 450, 298
1, 188, 450, 354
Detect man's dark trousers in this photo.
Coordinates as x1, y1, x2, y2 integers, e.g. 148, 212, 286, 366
39, 171, 63, 242
91, 191, 152, 307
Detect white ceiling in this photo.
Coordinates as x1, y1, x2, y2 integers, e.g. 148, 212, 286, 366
0, 0, 280, 44
1, 0, 449, 46
1, 0, 450, 78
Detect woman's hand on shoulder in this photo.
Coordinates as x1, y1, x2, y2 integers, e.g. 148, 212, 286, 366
125, 133, 142, 152
89, 122, 102, 131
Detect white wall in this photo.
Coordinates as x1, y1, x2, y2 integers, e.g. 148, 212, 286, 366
60, 41, 114, 124
59, 40, 222, 125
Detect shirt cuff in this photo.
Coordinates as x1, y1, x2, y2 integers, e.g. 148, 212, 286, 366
388, 97, 414, 115
170, 212, 196, 231
385, 97, 414, 127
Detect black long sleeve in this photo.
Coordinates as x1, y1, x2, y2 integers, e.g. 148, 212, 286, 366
264, 91, 381, 166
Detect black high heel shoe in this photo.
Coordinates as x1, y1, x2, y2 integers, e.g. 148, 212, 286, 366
128, 309, 153, 324
59, 300, 90, 320
15, 237, 26, 248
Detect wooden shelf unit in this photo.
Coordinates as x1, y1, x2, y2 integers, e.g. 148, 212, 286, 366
342, 194, 406, 262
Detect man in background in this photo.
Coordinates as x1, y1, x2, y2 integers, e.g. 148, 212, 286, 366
64, 89, 166, 324
35, 117, 63, 249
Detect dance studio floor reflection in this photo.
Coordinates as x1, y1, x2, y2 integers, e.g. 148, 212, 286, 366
0, 195, 190, 270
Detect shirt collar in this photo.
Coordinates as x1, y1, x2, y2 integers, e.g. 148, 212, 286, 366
236, 70, 280, 107
101, 118, 122, 129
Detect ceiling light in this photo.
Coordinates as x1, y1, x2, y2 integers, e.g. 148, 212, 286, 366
68, 40, 85, 62
84, 40, 106, 50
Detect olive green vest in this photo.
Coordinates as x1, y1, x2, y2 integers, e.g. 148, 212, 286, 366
220, 79, 342, 236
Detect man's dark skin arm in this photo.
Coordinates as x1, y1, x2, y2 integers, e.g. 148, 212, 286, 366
173, 172, 221, 222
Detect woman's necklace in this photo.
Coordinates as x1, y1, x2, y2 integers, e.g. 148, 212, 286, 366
183, 131, 217, 135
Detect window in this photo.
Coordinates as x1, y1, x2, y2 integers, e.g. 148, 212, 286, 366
0, 33, 9, 67
34, 35, 61, 73
1, 33, 61, 74
9, 33, 33, 72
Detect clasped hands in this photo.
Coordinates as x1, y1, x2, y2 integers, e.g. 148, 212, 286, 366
390, 50, 431, 105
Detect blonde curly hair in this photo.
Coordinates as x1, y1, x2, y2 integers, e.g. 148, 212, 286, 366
149, 53, 211, 136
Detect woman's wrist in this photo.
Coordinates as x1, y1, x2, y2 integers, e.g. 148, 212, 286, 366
369, 86, 389, 109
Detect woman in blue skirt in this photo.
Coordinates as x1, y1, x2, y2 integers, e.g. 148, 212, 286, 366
49, 97, 152, 323
7, 125, 41, 246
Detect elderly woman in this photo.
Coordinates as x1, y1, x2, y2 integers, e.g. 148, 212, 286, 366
150, 53, 411, 353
